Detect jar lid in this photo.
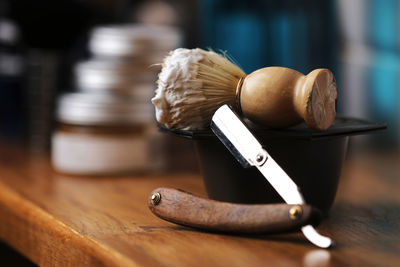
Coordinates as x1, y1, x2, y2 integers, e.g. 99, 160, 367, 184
75, 59, 156, 92
89, 24, 182, 58
56, 92, 153, 126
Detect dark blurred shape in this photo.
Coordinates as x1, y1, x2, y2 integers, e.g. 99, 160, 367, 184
4, 0, 134, 152
23, 50, 59, 152
8, 0, 114, 49
0, 1, 24, 139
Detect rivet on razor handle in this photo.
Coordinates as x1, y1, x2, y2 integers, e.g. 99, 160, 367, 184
211, 104, 333, 248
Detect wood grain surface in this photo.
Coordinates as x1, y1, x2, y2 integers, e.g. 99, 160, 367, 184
0, 141, 399, 266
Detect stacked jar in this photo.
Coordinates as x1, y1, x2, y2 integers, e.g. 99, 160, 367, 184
52, 24, 181, 175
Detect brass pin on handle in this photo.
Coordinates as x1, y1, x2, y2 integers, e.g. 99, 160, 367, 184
289, 205, 303, 220
151, 192, 161, 206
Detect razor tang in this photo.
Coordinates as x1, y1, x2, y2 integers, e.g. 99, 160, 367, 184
211, 105, 333, 248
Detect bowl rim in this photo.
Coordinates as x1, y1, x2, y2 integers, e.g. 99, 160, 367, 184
157, 116, 387, 140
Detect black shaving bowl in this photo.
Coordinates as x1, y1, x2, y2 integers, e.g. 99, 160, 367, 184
161, 117, 385, 215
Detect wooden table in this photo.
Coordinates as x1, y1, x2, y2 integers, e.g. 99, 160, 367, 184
0, 141, 399, 266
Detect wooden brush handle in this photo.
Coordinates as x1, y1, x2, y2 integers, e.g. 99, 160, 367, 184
148, 188, 321, 234
240, 67, 337, 130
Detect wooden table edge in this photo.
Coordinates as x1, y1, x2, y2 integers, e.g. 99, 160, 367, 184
0, 180, 146, 267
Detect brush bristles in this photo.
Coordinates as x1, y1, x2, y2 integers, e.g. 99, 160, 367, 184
152, 48, 245, 130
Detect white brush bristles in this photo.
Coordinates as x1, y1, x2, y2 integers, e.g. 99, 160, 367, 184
152, 48, 245, 130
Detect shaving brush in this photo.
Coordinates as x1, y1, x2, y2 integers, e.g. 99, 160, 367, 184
152, 48, 337, 130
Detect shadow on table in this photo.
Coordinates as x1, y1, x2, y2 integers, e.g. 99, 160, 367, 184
0, 241, 37, 266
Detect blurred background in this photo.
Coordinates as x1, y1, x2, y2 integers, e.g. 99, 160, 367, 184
0, 0, 397, 170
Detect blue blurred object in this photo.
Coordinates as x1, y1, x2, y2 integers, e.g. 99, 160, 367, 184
215, 12, 266, 72
268, 9, 309, 73
337, 0, 400, 147
368, 50, 400, 143
367, 0, 400, 136
369, 52, 399, 118
198, 0, 268, 73
198, 0, 400, 148
198, 0, 335, 74
368, 0, 399, 50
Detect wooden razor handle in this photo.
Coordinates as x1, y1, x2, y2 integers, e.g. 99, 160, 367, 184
148, 188, 321, 234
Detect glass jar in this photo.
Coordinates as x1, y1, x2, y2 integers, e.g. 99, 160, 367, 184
88, 24, 182, 62
51, 92, 155, 175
